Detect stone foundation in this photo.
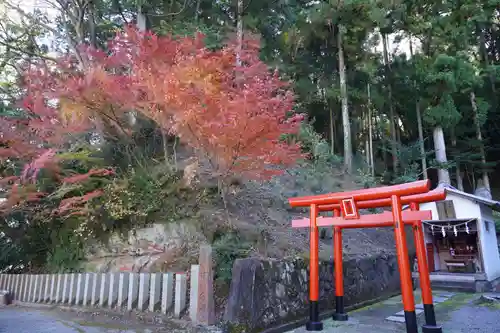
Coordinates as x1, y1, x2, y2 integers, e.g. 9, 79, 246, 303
224, 253, 411, 332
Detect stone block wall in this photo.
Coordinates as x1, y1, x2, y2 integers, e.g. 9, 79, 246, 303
224, 253, 409, 331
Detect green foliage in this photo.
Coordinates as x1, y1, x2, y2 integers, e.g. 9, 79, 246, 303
355, 168, 378, 188
474, 97, 490, 126
213, 231, 252, 284
0, 143, 111, 272
0, 238, 24, 273
45, 225, 85, 273
156, 20, 224, 49
100, 163, 199, 228
0, 212, 87, 273
392, 141, 430, 184
424, 93, 461, 128
493, 211, 500, 234
103, 167, 167, 221
297, 122, 339, 164
280, 122, 348, 194
392, 163, 421, 185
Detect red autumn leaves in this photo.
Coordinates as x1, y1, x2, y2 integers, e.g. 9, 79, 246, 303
0, 26, 304, 216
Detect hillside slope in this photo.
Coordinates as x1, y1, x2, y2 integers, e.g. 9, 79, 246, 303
83, 148, 411, 276
219, 171, 405, 260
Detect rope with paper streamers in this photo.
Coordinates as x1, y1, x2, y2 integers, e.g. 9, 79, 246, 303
422, 218, 476, 237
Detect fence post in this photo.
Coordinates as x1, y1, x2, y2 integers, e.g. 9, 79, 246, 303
196, 245, 215, 325
161, 273, 174, 314
174, 273, 187, 318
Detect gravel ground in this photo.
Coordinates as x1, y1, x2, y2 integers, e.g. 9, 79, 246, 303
286, 291, 500, 333
441, 298, 500, 333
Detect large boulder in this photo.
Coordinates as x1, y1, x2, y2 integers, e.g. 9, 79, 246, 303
84, 222, 206, 273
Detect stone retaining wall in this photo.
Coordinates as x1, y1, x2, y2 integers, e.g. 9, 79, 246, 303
224, 253, 410, 331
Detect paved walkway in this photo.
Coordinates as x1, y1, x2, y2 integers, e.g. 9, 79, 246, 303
0, 307, 126, 333
2, 292, 499, 333
0, 305, 202, 333
287, 291, 500, 333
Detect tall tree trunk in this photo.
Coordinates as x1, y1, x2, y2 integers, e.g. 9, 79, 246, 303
194, 0, 201, 22
137, 5, 147, 31
236, 0, 243, 67
409, 36, 428, 180
333, 108, 340, 154
450, 128, 464, 191
470, 91, 491, 190
162, 130, 170, 166
88, 3, 97, 48
478, 22, 496, 96
433, 126, 451, 186
382, 32, 398, 172
374, 107, 385, 167
218, 0, 245, 226
337, 25, 352, 173
416, 101, 427, 180
395, 116, 401, 145
367, 83, 374, 176
131, 5, 148, 128
364, 109, 369, 164
325, 90, 335, 155
330, 106, 335, 155
470, 166, 476, 191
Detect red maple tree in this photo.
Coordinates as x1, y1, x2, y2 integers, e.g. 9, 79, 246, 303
1, 26, 305, 217
0, 58, 114, 216
110, 27, 305, 181
165, 41, 305, 181
58, 26, 305, 181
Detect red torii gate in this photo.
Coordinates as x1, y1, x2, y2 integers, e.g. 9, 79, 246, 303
288, 180, 443, 333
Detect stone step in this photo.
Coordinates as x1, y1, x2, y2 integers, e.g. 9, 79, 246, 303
434, 292, 456, 298
431, 281, 476, 293
416, 278, 477, 293
432, 296, 450, 303
386, 315, 406, 323
395, 309, 424, 316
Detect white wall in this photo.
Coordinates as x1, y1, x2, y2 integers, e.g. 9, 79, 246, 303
419, 193, 481, 221
479, 205, 500, 281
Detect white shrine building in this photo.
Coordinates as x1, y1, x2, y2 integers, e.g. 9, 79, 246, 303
409, 185, 500, 292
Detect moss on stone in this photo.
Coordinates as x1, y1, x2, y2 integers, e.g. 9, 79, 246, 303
224, 322, 251, 333
433, 292, 476, 320
473, 296, 500, 309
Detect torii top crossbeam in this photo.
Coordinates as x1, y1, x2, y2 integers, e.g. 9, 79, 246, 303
288, 180, 446, 228
289, 180, 430, 208
316, 189, 445, 212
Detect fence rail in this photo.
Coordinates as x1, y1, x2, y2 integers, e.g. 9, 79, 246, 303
0, 265, 200, 318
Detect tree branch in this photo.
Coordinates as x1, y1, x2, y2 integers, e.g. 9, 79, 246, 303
0, 39, 59, 63
4, 1, 86, 68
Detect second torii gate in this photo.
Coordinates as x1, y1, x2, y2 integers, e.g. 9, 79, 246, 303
288, 180, 444, 333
